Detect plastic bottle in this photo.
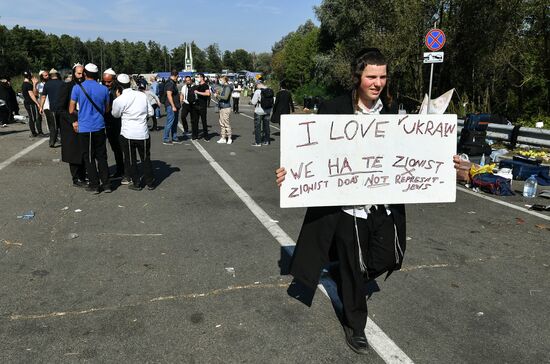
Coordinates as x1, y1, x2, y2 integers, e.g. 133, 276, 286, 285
480, 154, 485, 166
523, 175, 538, 198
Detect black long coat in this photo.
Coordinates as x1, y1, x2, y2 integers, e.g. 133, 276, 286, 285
57, 81, 82, 164
271, 89, 294, 123
288, 92, 407, 290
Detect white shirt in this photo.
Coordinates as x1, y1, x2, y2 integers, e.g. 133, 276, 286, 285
341, 98, 390, 219
111, 88, 153, 140
251, 88, 271, 115
232, 85, 242, 98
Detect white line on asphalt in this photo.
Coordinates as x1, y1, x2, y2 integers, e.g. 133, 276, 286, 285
0, 138, 48, 171
457, 186, 550, 221
189, 136, 414, 364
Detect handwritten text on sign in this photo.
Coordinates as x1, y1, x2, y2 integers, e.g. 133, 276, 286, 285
280, 114, 457, 208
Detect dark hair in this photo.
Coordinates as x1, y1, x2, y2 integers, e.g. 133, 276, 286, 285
170, 70, 179, 77
198, 73, 205, 79
351, 48, 387, 88
279, 80, 288, 89
84, 69, 99, 80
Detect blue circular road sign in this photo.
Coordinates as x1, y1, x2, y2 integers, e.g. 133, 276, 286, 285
425, 29, 446, 51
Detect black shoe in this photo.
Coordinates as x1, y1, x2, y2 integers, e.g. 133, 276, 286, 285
30, 133, 38, 138
102, 184, 113, 193
85, 186, 101, 194
49, 144, 55, 148
128, 184, 142, 191
146, 184, 155, 190
343, 326, 369, 355
110, 172, 123, 179
38, 133, 48, 138
73, 180, 87, 188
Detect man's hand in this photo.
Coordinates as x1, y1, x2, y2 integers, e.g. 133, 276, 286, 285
275, 167, 287, 187
172, 106, 177, 112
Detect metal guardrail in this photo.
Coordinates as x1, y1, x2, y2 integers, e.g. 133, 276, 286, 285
457, 120, 550, 148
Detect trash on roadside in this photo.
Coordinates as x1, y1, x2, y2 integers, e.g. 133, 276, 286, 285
17, 210, 35, 220
215, 324, 222, 328
476, 312, 484, 317
534, 224, 550, 231
225, 267, 236, 277
515, 217, 525, 224
74, 209, 82, 213
467, 211, 476, 214
61, 206, 69, 211
406, 237, 412, 241
490, 148, 508, 163
118, 205, 125, 208
68, 233, 79, 239
52, 159, 60, 162
230, 152, 236, 156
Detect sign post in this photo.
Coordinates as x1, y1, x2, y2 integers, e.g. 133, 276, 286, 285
424, 27, 446, 114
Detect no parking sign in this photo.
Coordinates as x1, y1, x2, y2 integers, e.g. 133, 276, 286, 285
425, 29, 446, 51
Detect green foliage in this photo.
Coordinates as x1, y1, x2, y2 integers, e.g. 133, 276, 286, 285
293, 81, 330, 105
516, 114, 550, 128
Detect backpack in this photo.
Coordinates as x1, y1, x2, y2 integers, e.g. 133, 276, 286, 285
471, 173, 514, 196
158, 82, 166, 104
260, 88, 274, 109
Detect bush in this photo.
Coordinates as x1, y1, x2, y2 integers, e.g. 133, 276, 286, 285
516, 114, 550, 129
293, 81, 330, 106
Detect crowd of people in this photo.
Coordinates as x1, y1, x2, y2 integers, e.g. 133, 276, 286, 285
9, 65, 296, 194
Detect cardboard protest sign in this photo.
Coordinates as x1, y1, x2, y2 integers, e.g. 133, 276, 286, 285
280, 114, 457, 208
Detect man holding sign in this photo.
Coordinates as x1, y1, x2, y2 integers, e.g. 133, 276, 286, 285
276, 49, 408, 354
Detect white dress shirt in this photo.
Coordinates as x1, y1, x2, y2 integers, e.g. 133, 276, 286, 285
111, 88, 153, 140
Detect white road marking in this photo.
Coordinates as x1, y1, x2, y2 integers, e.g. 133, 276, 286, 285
189, 135, 414, 364
457, 186, 550, 221
0, 138, 48, 171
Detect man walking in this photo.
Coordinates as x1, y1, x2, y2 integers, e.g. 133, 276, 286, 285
102, 68, 125, 177
112, 74, 155, 191
69, 63, 111, 194
179, 76, 194, 138
250, 78, 273, 146
162, 70, 182, 145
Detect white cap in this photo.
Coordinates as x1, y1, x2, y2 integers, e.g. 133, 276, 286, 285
103, 68, 116, 76
72, 62, 82, 69
117, 73, 130, 84
84, 63, 99, 73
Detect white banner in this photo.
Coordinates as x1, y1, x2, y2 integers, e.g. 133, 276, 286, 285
280, 114, 457, 208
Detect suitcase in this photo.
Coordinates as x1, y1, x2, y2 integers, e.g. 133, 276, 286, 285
499, 160, 550, 180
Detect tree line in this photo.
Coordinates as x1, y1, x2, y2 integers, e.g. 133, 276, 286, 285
0, 25, 271, 77
272, 0, 549, 125
1, 0, 548, 124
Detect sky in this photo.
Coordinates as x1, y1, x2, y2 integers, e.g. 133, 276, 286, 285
0, 0, 322, 53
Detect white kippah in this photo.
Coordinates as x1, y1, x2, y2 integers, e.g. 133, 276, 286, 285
84, 63, 99, 73
104, 68, 116, 76
117, 73, 130, 84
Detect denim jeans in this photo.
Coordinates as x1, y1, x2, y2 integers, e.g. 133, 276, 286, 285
163, 105, 179, 142
254, 113, 270, 144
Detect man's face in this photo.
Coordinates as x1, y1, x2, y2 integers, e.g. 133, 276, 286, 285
42, 72, 49, 80
199, 75, 205, 83
358, 64, 387, 103
185, 77, 192, 85
74, 66, 84, 81
102, 74, 114, 89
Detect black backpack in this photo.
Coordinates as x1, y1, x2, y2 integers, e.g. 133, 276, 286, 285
260, 88, 274, 109
158, 82, 166, 104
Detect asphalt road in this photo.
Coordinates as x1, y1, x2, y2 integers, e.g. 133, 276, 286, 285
1, 102, 549, 363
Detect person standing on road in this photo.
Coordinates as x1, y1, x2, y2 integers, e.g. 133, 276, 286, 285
21, 71, 45, 137
140, 84, 160, 131
69, 63, 111, 194
231, 82, 242, 114
58, 64, 87, 187
250, 78, 273, 146
215, 76, 233, 144
179, 76, 193, 137
271, 80, 295, 124
112, 74, 155, 191
39, 69, 63, 147
102, 68, 125, 178
275, 49, 406, 355
149, 76, 161, 120
194, 73, 211, 141
0, 76, 19, 125
162, 70, 182, 145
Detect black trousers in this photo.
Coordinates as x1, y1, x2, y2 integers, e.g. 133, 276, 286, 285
106, 120, 124, 175
190, 106, 200, 139
78, 130, 110, 188
180, 103, 191, 133
69, 163, 86, 182
198, 106, 208, 137
44, 109, 59, 146
150, 104, 159, 129
332, 209, 397, 334
119, 135, 154, 187
24, 103, 43, 135
232, 97, 239, 113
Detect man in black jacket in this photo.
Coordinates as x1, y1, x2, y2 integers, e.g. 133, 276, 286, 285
276, 49, 405, 355
271, 80, 295, 124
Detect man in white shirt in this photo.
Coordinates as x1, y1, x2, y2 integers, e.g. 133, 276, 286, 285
111, 74, 155, 191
